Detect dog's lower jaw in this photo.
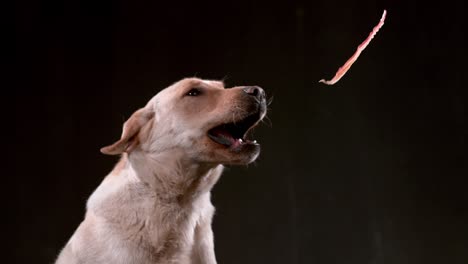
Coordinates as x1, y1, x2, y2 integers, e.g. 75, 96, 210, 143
229, 144, 261, 165
192, 136, 261, 166
216, 145, 261, 166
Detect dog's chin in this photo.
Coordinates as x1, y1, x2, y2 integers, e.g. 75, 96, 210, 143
216, 142, 261, 165
231, 147, 261, 165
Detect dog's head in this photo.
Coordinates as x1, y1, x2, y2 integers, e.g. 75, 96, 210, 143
101, 78, 267, 165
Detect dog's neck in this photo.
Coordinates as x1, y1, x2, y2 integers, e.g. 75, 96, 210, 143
123, 150, 223, 204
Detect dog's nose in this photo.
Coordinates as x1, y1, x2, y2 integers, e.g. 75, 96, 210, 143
243, 86, 265, 99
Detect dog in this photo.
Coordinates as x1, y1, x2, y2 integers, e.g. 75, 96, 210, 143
56, 78, 267, 264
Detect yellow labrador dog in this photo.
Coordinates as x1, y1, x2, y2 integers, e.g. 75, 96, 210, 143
56, 78, 267, 264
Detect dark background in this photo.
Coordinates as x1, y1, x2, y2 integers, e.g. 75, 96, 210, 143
13, 0, 466, 263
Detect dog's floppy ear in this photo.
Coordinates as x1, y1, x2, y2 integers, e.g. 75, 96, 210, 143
100, 106, 155, 155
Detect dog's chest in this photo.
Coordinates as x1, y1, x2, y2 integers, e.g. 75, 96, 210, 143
148, 205, 201, 258
117, 199, 210, 264
95, 185, 210, 263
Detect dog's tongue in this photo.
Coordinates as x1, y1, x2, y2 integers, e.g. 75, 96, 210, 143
208, 127, 244, 149
209, 127, 236, 146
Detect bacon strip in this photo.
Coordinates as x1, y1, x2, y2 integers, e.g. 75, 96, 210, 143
319, 10, 387, 85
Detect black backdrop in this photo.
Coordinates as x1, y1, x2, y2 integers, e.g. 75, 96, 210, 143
13, 0, 466, 263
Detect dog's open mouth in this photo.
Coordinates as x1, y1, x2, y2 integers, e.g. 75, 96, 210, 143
208, 112, 262, 149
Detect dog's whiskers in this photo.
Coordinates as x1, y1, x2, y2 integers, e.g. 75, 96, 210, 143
262, 115, 273, 128
221, 75, 230, 83
267, 95, 274, 106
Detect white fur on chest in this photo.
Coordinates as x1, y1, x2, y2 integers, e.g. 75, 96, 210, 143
64, 166, 216, 264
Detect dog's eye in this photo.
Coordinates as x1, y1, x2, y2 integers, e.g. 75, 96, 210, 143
186, 88, 202, 96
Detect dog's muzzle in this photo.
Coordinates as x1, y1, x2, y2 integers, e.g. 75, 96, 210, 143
207, 86, 267, 150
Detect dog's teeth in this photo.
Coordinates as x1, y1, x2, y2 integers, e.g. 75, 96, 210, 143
239, 139, 243, 143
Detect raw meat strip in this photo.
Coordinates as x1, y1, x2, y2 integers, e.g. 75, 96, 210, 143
319, 10, 387, 85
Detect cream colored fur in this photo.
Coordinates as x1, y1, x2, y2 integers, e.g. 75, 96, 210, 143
56, 78, 266, 264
